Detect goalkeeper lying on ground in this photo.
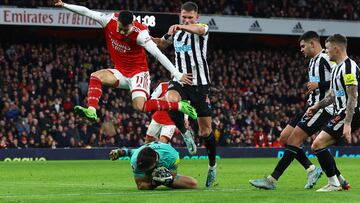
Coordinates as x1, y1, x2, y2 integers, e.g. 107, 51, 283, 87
109, 141, 198, 190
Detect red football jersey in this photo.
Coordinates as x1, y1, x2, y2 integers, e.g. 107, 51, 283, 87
104, 14, 149, 77
151, 82, 175, 125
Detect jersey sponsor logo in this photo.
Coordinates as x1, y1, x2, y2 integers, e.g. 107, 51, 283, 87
309, 75, 320, 82
335, 90, 345, 97
110, 37, 131, 53
344, 73, 356, 85
174, 41, 192, 52
249, 20, 262, 32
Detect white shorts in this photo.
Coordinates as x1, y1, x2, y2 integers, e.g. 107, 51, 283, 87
146, 119, 176, 140
107, 69, 150, 100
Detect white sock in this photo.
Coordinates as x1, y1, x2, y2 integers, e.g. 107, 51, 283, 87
328, 175, 340, 186
209, 164, 216, 170
88, 106, 96, 111
306, 165, 316, 173
337, 174, 346, 185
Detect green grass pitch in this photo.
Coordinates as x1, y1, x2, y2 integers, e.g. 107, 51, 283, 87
1, 158, 360, 203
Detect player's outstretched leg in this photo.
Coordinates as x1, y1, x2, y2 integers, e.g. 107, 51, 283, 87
75, 71, 115, 122
142, 99, 197, 120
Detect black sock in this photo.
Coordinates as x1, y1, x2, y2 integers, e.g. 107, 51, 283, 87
271, 144, 298, 180
295, 147, 312, 169
315, 148, 336, 177
168, 110, 186, 134
334, 162, 341, 176
204, 133, 216, 167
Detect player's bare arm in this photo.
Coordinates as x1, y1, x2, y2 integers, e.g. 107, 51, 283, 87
168, 24, 206, 36
151, 37, 171, 50
343, 85, 358, 143
344, 85, 358, 124
306, 91, 335, 117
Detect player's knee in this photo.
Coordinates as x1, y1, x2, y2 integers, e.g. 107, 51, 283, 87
200, 128, 212, 137
311, 141, 321, 151
145, 135, 156, 144
132, 101, 145, 112
166, 92, 180, 102
279, 132, 289, 145
91, 71, 104, 80
159, 136, 170, 143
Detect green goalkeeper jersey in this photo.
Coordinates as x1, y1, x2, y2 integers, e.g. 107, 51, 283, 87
130, 141, 180, 177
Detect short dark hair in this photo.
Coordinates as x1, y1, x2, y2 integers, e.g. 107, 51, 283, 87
136, 147, 158, 171
298, 31, 320, 42
118, 10, 134, 26
181, 1, 198, 12
325, 34, 347, 48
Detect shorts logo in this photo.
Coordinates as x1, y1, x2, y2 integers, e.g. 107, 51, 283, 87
327, 115, 341, 127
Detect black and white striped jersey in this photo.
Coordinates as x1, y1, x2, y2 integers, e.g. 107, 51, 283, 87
330, 57, 360, 114
307, 50, 333, 114
164, 24, 210, 86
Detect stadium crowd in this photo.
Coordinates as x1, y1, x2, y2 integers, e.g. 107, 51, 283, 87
1, 0, 360, 20
1, 42, 360, 149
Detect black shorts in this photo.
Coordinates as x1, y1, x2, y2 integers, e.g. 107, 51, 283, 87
297, 108, 332, 136
322, 110, 360, 141
289, 110, 305, 128
168, 80, 211, 117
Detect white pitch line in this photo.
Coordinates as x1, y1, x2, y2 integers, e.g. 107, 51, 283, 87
0, 188, 250, 199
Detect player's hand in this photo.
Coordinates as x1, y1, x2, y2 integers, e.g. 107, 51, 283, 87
109, 149, 121, 160
151, 167, 173, 186
306, 82, 319, 94
167, 24, 182, 35
342, 123, 352, 143
54, 0, 64, 7
179, 73, 193, 85
305, 105, 318, 118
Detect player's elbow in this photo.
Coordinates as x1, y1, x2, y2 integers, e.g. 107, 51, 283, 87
197, 27, 206, 36
187, 178, 198, 189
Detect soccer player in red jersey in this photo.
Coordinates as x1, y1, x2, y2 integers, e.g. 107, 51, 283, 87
145, 82, 196, 154
54, 0, 197, 122
145, 82, 176, 144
